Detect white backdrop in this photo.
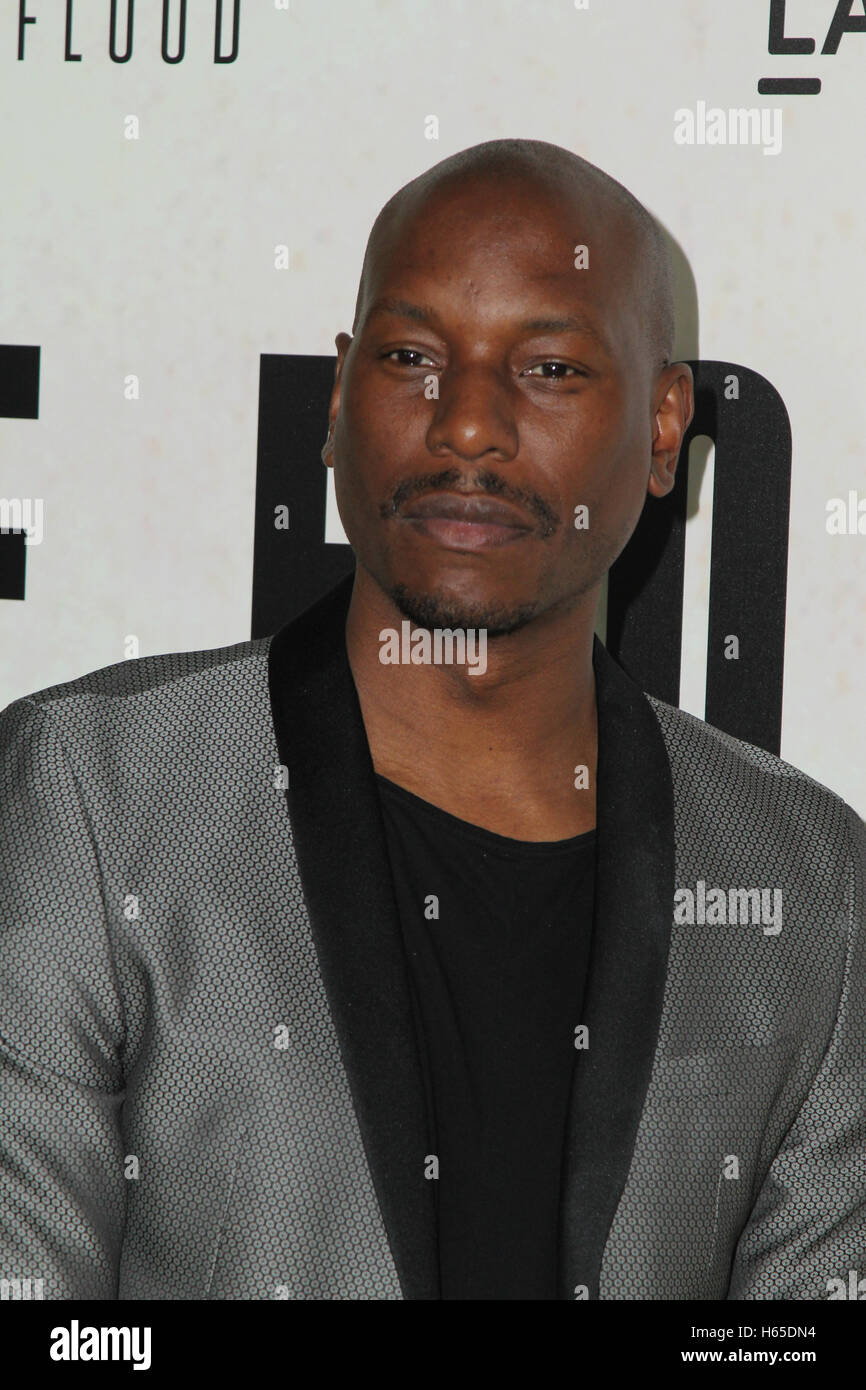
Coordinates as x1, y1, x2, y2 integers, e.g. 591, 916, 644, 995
1, 0, 863, 809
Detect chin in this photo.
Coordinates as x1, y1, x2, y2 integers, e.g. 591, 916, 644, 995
387, 580, 539, 638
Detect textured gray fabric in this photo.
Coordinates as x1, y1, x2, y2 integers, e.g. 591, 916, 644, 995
602, 699, 866, 1300
0, 640, 401, 1299
0, 639, 863, 1299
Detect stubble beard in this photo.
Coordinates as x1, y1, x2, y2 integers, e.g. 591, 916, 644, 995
387, 580, 541, 638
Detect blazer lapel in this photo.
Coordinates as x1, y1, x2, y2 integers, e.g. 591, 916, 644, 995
267, 571, 440, 1299
558, 637, 676, 1299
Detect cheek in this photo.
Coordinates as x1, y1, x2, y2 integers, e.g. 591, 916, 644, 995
550, 404, 650, 546
533, 393, 639, 505
339, 365, 425, 478
331, 414, 373, 534
334, 377, 382, 490
332, 387, 404, 537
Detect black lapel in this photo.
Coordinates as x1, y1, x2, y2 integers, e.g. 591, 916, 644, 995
267, 571, 440, 1300
557, 636, 676, 1299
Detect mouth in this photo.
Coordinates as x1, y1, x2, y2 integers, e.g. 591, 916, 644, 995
397, 492, 535, 552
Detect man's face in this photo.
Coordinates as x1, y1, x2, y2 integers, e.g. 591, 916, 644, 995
326, 174, 675, 635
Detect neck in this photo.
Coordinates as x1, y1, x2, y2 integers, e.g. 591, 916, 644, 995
345, 567, 599, 841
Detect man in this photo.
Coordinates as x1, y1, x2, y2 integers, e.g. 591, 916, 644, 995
1, 139, 863, 1301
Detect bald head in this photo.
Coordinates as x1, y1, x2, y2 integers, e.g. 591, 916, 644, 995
352, 138, 675, 374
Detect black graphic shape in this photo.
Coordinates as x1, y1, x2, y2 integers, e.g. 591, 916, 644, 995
0, 345, 40, 418
607, 362, 791, 755
251, 354, 353, 638
0, 344, 40, 601
757, 77, 821, 94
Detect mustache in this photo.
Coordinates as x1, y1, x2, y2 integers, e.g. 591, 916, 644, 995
381, 468, 559, 536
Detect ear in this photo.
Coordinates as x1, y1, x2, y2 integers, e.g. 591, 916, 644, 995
321, 332, 352, 467
647, 362, 695, 498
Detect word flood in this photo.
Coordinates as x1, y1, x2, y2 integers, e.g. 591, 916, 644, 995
18, 1, 241, 64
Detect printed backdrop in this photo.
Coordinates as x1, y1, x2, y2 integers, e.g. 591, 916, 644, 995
1, 0, 864, 809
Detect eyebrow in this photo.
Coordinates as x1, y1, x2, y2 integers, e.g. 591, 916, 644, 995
367, 297, 437, 325
519, 314, 607, 345
366, 297, 611, 351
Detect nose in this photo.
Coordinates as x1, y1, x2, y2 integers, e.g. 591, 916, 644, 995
425, 362, 519, 464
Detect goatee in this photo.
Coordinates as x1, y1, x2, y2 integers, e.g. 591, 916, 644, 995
388, 583, 538, 638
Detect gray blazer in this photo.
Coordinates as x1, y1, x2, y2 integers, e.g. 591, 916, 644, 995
1, 573, 864, 1300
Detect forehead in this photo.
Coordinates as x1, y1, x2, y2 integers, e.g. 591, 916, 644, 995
361, 173, 646, 349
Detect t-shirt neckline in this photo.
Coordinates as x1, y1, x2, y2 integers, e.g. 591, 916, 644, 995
374, 772, 597, 857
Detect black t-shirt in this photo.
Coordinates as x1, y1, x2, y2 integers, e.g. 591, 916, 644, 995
375, 773, 597, 1300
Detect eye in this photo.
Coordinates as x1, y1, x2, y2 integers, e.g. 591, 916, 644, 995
523, 361, 585, 379
380, 348, 436, 367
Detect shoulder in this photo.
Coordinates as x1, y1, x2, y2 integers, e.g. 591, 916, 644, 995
646, 695, 863, 876
0, 634, 274, 770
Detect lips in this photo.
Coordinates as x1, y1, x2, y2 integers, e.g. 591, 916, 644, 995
400, 492, 533, 529
397, 491, 534, 552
